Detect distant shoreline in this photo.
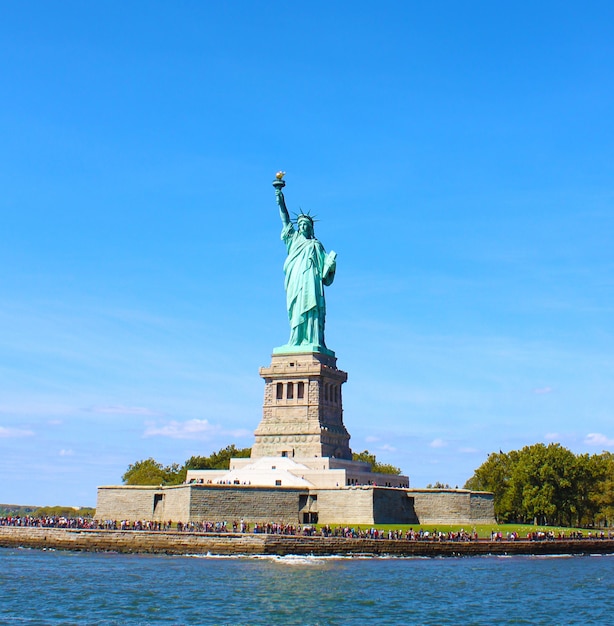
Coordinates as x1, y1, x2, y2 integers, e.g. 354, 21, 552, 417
1, 527, 613, 558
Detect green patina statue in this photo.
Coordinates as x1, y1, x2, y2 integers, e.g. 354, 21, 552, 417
273, 172, 337, 355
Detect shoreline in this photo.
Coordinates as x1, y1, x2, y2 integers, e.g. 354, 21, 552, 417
1, 527, 613, 557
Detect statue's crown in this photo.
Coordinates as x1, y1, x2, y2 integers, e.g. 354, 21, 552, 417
294, 210, 317, 225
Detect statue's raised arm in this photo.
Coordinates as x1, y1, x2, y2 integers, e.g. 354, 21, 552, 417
272, 171, 290, 227
272, 172, 336, 356
275, 188, 291, 229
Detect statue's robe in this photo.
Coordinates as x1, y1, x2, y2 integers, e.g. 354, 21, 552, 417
281, 223, 335, 349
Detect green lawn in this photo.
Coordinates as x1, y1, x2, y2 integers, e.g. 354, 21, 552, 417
315, 523, 599, 539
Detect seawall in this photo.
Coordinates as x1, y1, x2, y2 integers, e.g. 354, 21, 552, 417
1, 527, 613, 557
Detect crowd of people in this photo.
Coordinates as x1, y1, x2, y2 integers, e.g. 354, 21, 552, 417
492, 529, 612, 541
320, 526, 479, 541
1, 515, 612, 541
0, 516, 97, 529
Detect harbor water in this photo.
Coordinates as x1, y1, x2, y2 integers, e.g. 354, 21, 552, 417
1, 547, 613, 624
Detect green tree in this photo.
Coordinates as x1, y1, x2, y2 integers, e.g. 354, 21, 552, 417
465, 450, 521, 522
32, 505, 96, 518
122, 458, 183, 486
509, 443, 579, 525
465, 443, 614, 527
352, 450, 402, 475
183, 445, 251, 471
592, 452, 614, 527
122, 446, 253, 486
572, 452, 602, 527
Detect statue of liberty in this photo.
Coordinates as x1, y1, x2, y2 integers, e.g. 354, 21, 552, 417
273, 173, 337, 355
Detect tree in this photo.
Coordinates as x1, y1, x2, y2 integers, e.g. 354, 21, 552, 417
571, 453, 600, 527
183, 445, 251, 471
465, 443, 614, 527
352, 450, 402, 475
592, 452, 614, 527
122, 458, 183, 486
33, 506, 96, 518
122, 446, 252, 486
507, 444, 577, 525
465, 450, 521, 522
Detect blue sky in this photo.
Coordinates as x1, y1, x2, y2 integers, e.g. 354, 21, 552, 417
1, 2, 613, 506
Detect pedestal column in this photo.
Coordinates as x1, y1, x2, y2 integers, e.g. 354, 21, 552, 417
251, 351, 352, 460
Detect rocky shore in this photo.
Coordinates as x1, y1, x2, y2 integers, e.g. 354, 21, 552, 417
1, 526, 613, 557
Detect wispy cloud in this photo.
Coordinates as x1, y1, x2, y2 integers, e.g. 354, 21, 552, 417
365, 436, 380, 443
379, 443, 397, 452
0, 426, 34, 438
544, 432, 560, 441
459, 447, 478, 453
430, 438, 447, 448
533, 386, 553, 394
59, 449, 75, 456
143, 419, 249, 440
584, 433, 614, 448
91, 405, 163, 416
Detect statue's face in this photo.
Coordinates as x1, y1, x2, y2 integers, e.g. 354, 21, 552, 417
298, 219, 314, 238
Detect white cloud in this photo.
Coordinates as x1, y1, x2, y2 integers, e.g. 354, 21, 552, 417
59, 449, 75, 456
533, 386, 553, 394
459, 447, 478, 454
143, 419, 249, 440
91, 405, 163, 416
584, 433, 614, 448
0, 426, 34, 438
379, 443, 397, 452
429, 438, 447, 448
365, 435, 380, 443
544, 432, 560, 441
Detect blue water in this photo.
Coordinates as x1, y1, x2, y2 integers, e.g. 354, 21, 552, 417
1, 548, 613, 625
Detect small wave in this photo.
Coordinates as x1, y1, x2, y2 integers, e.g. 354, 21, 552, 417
269, 555, 328, 566
527, 554, 575, 559
183, 552, 251, 559
181, 552, 374, 564
588, 553, 614, 558
182, 552, 329, 564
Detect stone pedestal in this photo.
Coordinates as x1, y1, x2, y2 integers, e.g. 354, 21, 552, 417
251, 351, 352, 460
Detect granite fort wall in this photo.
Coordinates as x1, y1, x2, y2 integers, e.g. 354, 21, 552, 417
316, 488, 376, 524
373, 488, 419, 524
410, 489, 495, 525
316, 487, 419, 525
96, 485, 191, 522
97, 485, 308, 525
315, 487, 494, 525
97, 485, 495, 525
189, 485, 307, 524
